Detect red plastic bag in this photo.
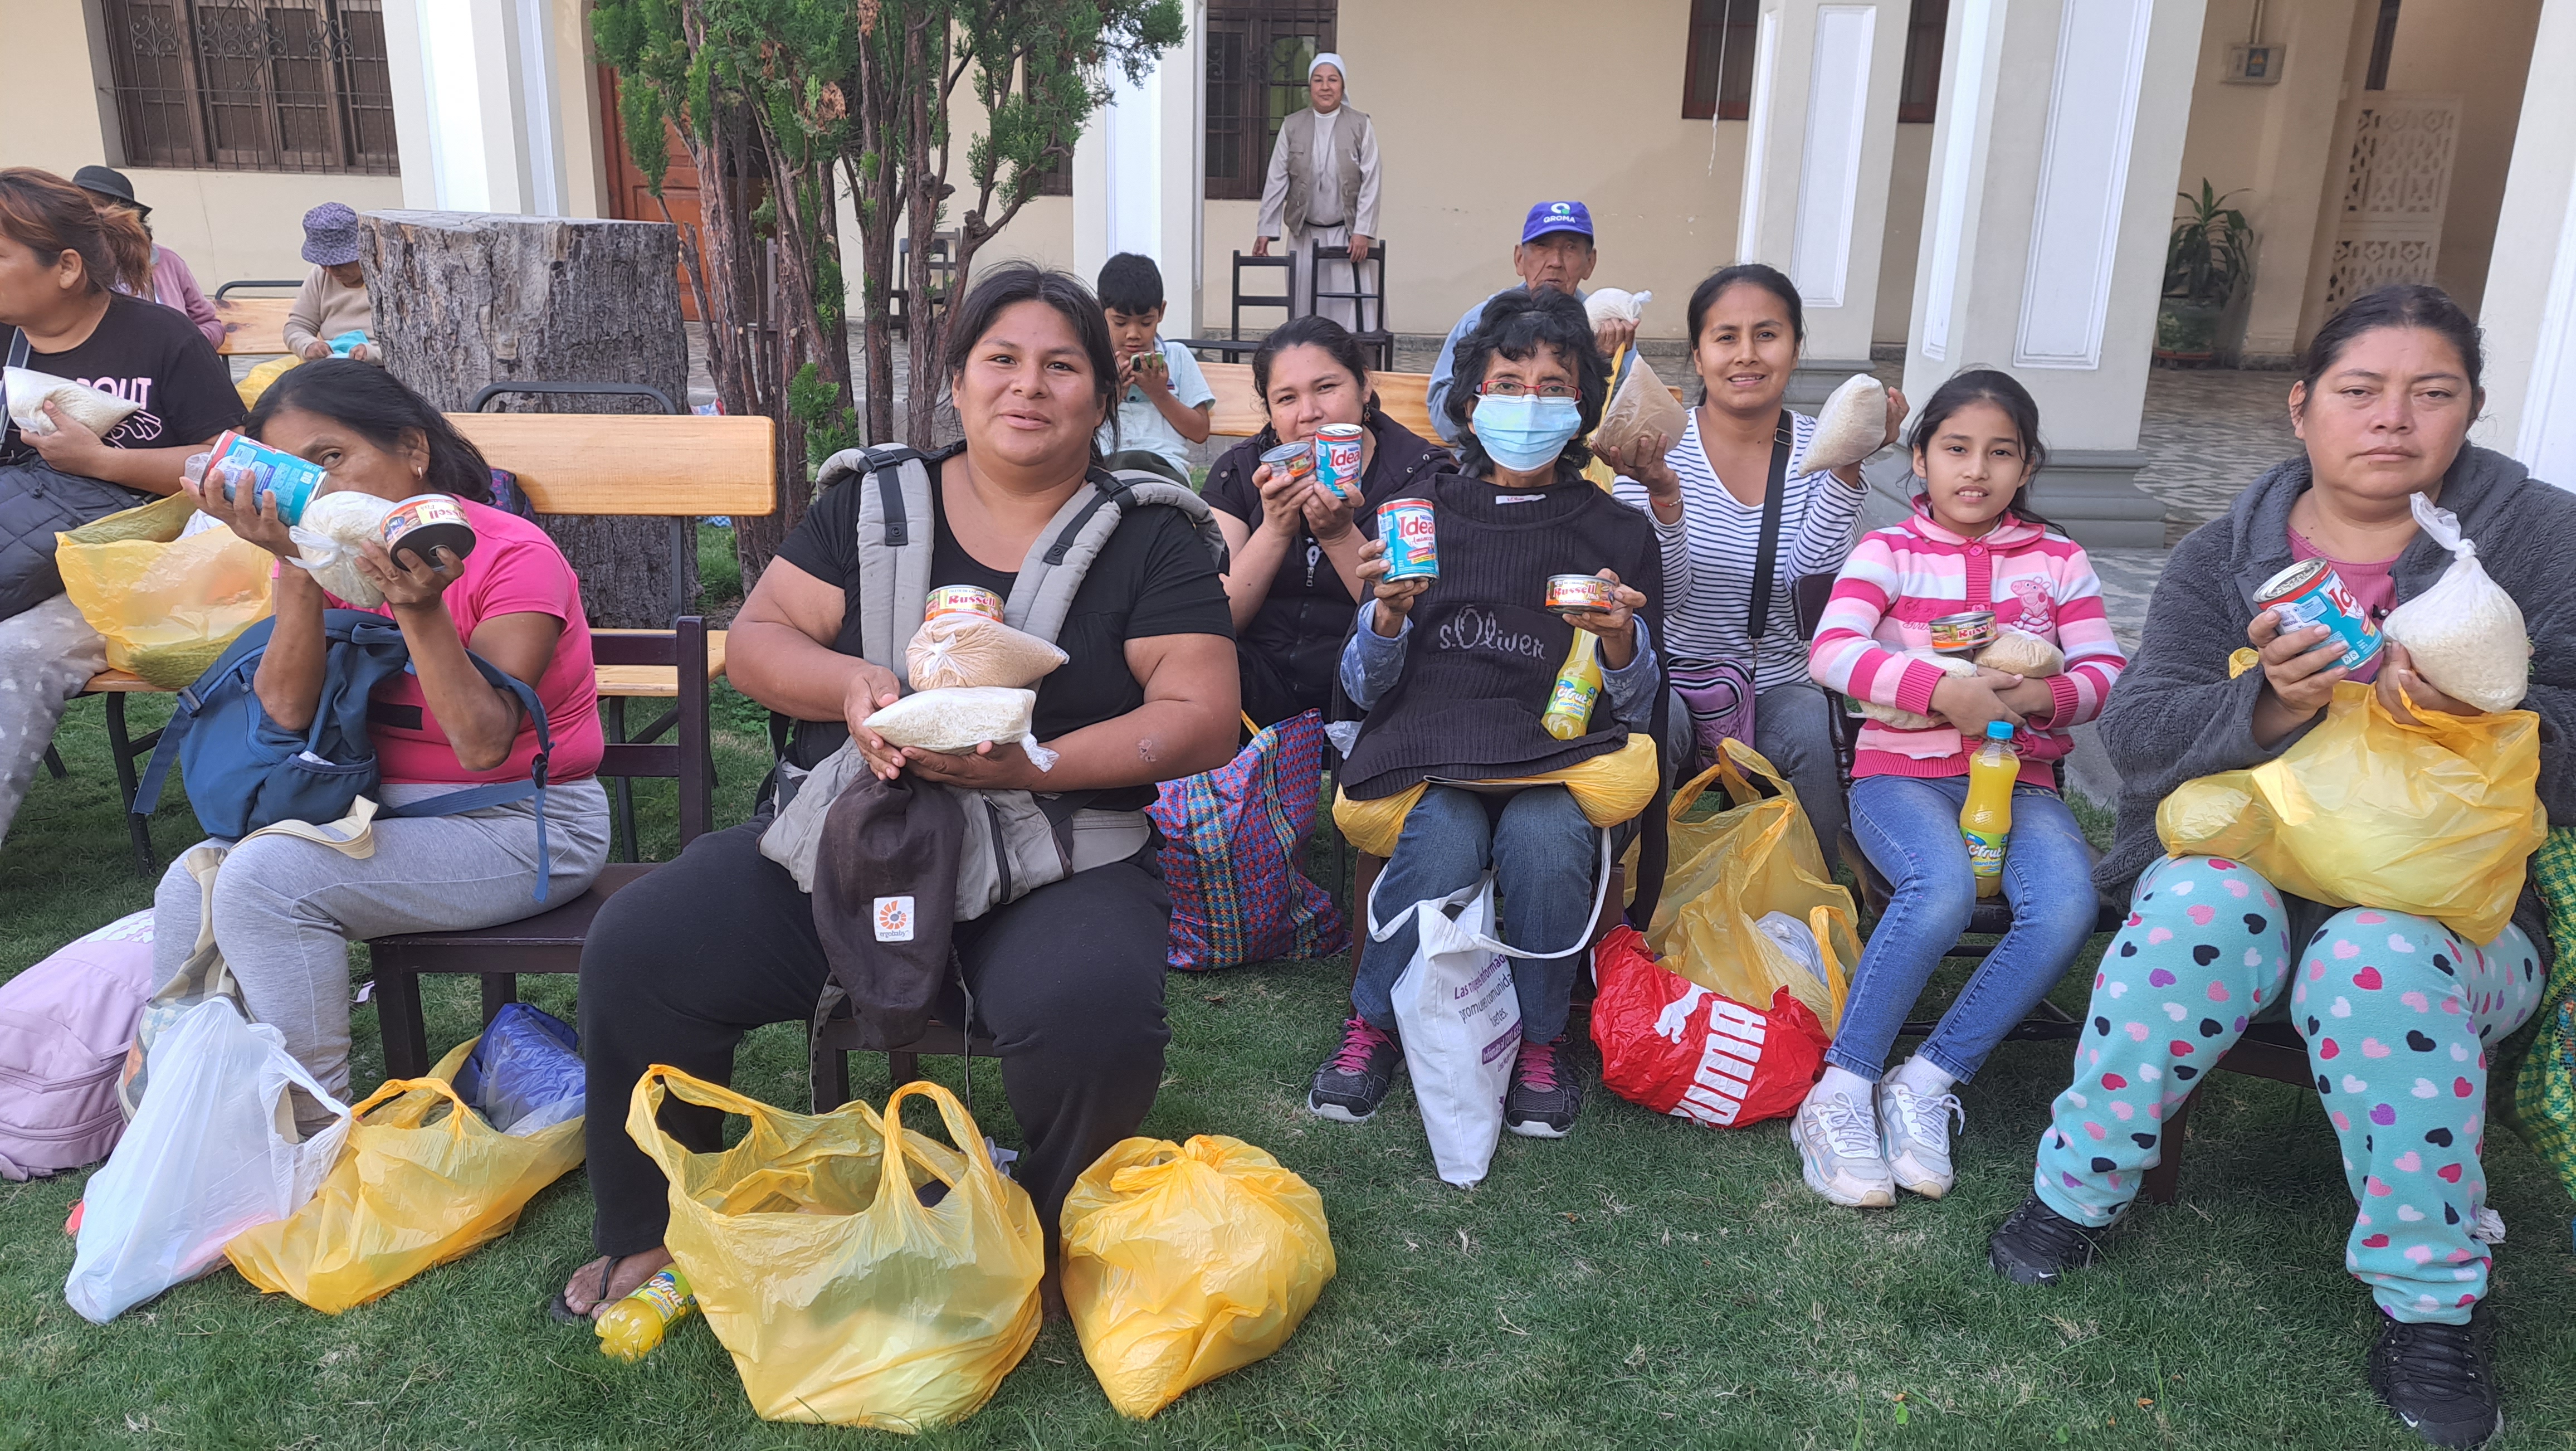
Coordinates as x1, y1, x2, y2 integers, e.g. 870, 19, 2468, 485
1589, 926, 1826, 1127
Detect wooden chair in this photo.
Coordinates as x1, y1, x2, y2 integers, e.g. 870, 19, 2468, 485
889, 231, 959, 340
1307, 237, 1393, 370
364, 618, 713, 1079
810, 1007, 1000, 1113
1231, 250, 1295, 340
212, 279, 301, 357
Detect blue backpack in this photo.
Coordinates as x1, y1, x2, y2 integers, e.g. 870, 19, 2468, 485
135, 610, 557, 899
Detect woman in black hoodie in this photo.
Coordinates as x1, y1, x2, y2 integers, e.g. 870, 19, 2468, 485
1202, 315, 1448, 726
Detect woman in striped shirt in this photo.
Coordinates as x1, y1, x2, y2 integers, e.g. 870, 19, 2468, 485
1606, 264, 1902, 869
1794, 369, 2125, 1210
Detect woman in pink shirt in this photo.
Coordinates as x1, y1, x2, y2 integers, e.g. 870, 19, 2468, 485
167, 361, 610, 1102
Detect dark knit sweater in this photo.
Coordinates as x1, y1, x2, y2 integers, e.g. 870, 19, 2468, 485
2096, 444, 2576, 966
1340, 468, 1663, 798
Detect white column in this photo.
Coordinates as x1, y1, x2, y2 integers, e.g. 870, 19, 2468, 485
1074, 7, 1205, 337
2476, 0, 2576, 484
383, 0, 569, 216
1734, 0, 1910, 403
1900, 0, 2208, 548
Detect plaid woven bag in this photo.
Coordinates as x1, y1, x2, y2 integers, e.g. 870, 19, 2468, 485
2510, 827, 2576, 1212
1146, 710, 1348, 971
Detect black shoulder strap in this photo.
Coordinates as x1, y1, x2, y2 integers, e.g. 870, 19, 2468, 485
3, 327, 26, 451
1743, 410, 1794, 666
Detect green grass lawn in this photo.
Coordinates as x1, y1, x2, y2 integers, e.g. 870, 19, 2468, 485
5, 697, 2574, 1449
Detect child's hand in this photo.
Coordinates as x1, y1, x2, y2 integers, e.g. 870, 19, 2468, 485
1134, 353, 1172, 397
1930, 668, 2026, 739
1115, 354, 1139, 395
1993, 673, 2056, 719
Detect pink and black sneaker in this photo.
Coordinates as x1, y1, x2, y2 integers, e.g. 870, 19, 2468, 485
1309, 1016, 1402, 1123
1504, 1036, 1583, 1138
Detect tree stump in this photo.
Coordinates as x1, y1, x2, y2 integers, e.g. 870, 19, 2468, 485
360, 211, 696, 628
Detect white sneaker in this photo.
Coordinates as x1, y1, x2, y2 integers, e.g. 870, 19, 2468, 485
1792, 1088, 1895, 1208
1877, 1079, 1965, 1199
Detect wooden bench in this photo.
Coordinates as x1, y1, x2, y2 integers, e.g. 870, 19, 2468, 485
212, 279, 303, 357
91, 410, 775, 874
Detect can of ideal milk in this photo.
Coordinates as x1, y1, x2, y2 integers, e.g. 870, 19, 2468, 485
1314, 423, 1365, 501
2258, 559, 2382, 671
1379, 498, 1438, 581
382, 494, 477, 566
198, 430, 328, 525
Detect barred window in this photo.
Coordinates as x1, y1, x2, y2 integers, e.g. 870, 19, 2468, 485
1682, 0, 1759, 122
1204, 3, 1336, 202
102, 0, 398, 175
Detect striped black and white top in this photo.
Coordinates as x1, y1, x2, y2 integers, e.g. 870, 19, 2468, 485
1609, 408, 1869, 693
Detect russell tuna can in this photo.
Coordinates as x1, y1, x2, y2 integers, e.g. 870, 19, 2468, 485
1928, 610, 1998, 656
924, 585, 1006, 622
199, 430, 327, 526
2258, 559, 2383, 671
1545, 573, 1616, 615
1315, 423, 1365, 501
1260, 439, 1315, 488
1379, 498, 1438, 581
382, 494, 477, 566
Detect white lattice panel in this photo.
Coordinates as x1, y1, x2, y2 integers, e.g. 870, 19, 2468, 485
2325, 95, 2460, 307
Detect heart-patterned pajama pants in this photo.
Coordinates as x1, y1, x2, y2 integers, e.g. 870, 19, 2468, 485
2031, 854, 2544, 1324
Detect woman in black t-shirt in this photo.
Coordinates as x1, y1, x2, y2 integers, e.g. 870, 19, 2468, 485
560, 265, 1238, 1321
0, 168, 246, 844
1202, 315, 1448, 726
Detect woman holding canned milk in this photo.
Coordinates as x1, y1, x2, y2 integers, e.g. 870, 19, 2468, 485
1307, 288, 1661, 1145
1987, 284, 2576, 1450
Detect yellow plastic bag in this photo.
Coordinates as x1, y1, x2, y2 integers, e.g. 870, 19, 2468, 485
1332, 733, 1660, 859
1643, 738, 1860, 1031
55, 491, 272, 688
235, 353, 299, 407
225, 1035, 584, 1313
629, 1068, 1042, 1431
1061, 1135, 1335, 1420
2157, 681, 2544, 943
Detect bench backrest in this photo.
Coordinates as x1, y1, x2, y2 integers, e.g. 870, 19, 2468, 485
443, 412, 778, 518
214, 297, 293, 357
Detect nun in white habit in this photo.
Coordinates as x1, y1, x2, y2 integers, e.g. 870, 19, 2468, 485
1253, 52, 1382, 328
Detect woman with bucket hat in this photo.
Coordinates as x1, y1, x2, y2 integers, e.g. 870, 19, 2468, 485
284, 203, 377, 363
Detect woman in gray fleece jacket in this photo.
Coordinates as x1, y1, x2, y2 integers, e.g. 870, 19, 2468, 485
1985, 286, 2575, 1450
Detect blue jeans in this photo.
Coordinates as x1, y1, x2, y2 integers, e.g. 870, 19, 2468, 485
1828, 773, 2099, 1083
1354, 785, 1601, 1045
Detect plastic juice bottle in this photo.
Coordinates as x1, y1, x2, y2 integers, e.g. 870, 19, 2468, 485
596, 1267, 696, 1360
1960, 720, 2018, 898
1541, 633, 1604, 741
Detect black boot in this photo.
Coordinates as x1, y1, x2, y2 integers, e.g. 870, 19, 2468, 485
2369, 1317, 2501, 1448
1987, 1194, 2104, 1286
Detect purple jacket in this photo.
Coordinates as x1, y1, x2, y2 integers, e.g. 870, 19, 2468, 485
116, 246, 224, 351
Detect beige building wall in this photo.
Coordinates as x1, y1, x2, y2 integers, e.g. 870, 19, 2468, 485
1873, 122, 1934, 347
2377, 0, 2541, 311
7, 0, 396, 288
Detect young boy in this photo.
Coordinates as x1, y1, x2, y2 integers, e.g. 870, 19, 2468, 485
1095, 254, 1213, 486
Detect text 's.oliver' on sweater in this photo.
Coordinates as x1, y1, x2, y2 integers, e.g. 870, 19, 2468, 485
1338, 469, 1663, 799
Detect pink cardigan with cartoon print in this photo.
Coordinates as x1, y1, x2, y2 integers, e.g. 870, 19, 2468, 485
1807, 509, 2127, 787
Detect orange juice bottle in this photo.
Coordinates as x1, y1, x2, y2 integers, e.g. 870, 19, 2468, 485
1541, 633, 1603, 741
597, 1267, 695, 1360
1960, 720, 2018, 898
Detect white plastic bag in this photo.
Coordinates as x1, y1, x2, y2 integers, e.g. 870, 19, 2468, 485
6, 366, 140, 439
1377, 833, 1611, 1187
1582, 288, 1651, 330
865, 685, 1058, 771
286, 490, 396, 607
65, 999, 351, 1323
2382, 491, 2530, 712
1804, 374, 1887, 475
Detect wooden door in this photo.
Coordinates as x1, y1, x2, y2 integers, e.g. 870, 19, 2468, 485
598, 65, 704, 320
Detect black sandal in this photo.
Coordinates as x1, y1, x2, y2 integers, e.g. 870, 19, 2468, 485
547, 1255, 615, 1325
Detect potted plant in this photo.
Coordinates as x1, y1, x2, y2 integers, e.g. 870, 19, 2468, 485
2157, 181, 2253, 366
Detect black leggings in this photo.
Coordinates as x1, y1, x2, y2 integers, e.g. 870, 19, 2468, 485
577, 817, 1173, 1259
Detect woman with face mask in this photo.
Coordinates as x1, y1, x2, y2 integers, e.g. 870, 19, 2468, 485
1306, 287, 1663, 1146
1599, 262, 1906, 871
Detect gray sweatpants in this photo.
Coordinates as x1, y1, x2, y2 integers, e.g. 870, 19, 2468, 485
152, 778, 611, 1099
0, 595, 108, 846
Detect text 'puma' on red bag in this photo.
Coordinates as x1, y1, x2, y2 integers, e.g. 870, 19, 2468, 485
1589, 926, 1826, 1128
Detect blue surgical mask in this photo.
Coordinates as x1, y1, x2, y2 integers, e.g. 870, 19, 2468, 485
1471, 393, 1583, 472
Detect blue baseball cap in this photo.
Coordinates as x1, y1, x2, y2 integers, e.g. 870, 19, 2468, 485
1520, 200, 1594, 245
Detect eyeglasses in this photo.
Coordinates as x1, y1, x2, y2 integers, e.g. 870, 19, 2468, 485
1475, 379, 1579, 400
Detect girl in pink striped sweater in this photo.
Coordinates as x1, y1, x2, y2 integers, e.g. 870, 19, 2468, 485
1790, 370, 2126, 1210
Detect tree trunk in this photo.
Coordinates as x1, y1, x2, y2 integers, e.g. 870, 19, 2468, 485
361, 210, 696, 629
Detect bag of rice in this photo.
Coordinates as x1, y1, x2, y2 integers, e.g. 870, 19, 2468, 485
1582, 288, 1651, 330
286, 490, 396, 607
866, 686, 1057, 770
6, 366, 141, 439
1596, 355, 1689, 461
1973, 627, 2063, 678
905, 613, 1069, 692
1853, 651, 1977, 729
1803, 374, 1886, 475
2382, 491, 2531, 712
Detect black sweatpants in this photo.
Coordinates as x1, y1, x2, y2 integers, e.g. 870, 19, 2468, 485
577, 817, 1173, 1258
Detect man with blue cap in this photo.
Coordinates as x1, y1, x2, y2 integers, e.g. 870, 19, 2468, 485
1424, 202, 1632, 445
